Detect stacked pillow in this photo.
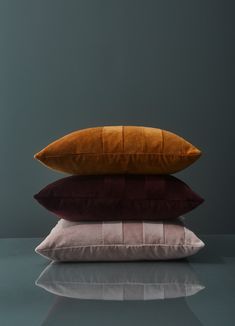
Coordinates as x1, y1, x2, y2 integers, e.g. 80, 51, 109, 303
34, 126, 204, 261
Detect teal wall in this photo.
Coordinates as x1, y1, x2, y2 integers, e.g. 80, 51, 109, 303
0, 0, 234, 236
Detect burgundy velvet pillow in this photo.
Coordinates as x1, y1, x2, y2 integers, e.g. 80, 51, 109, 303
34, 175, 204, 222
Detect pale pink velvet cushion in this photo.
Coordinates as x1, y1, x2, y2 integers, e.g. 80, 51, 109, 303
35, 219, 204, 261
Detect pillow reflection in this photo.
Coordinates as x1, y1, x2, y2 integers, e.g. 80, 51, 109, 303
36, 261, 204, 300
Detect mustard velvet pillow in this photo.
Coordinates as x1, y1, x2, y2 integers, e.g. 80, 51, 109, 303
34, 126, 201, 175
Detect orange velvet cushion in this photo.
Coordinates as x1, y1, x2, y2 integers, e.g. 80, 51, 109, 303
34, 126, 201, 175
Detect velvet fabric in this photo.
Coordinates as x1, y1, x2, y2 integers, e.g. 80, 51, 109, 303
36, 261, 204, 300
35, 219, 204, 261
34, 126, 201, 175
34, 175, 204, 222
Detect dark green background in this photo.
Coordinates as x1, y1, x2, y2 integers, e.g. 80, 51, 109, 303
0, 0, 234, 237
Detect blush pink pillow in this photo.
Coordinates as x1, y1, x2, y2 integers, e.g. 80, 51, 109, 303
35, 219, 204, 261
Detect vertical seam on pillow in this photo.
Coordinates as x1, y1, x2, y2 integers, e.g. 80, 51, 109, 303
163, 222, 166, 245
102, 221, 104, 245
121, 189, 124, 222
141, 126, 145, 152
161, 129, 165, 153
183, 226, 186, 245
144, 175, 147, 199
142, 222, 145, 245
101, 127, 104, 153
142, 126, 146, 152
122, 126, 124, 152
122, 221, 124, 244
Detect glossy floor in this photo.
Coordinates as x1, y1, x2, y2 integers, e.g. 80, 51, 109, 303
0, 236, 234, 326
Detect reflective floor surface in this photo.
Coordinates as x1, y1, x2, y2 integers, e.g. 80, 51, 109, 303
0, 236, 234, 325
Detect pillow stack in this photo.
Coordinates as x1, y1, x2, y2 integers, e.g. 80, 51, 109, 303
34, 126, 204, 261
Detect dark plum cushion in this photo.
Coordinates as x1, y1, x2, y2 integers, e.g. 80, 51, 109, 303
34, 175, 204, 222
